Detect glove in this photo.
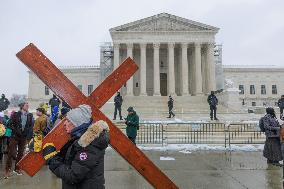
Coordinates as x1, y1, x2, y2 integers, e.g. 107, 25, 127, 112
48, 156, 63, 171
42, 143, 58, 162
34, 134, 43, 153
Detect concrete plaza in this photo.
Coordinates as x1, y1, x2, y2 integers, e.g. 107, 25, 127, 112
0, 148, 283, 189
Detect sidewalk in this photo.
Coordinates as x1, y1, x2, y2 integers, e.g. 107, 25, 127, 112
0, 149, 282, 189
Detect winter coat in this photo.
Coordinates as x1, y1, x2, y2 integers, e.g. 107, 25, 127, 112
49, 122, 109, 189
278, 98, 284, 108
7, 111, 33, 140
263, 114, 281, 138
114, 95, 123, 107
49, 97, 61, 108
168, 98, 174, 108
33, 114, 47, 136
0, 97, 10, 111
125, 111, 139, 138
207, 94, 218, 106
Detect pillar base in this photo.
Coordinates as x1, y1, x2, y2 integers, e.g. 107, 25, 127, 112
193, 93, 203, 96
139, 93, 147, 96
181, 93, 190, 96
168, 93, 176, 97
153, 93, 161, 96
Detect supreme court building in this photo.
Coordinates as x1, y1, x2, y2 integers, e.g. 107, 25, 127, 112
109, 13, 219, 96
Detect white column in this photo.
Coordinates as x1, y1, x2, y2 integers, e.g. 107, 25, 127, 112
153, 43, 161, 96
194, 43, 202, 95
181, 43, 189, 95
140, 43, 147, 96
207, 43, 216, 92
126, 43, 133, 96
113, 43, 120, 69
168, 42, 176, 96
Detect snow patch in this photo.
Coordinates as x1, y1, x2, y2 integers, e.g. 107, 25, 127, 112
160, 156, 175, 161
139, 144, 264, 152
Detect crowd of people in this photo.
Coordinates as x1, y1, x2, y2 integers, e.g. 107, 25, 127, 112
2, 90, 284, 187
0, 94, 73, 179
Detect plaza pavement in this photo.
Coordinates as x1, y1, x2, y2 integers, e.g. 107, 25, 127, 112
0, 148, 283, 189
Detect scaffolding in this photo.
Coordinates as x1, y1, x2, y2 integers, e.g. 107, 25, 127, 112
100, 42, 113, 81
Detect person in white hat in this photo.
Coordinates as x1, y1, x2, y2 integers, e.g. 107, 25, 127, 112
42, 104, 110, 189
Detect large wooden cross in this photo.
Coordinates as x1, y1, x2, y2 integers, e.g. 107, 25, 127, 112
16, 43, 178, 189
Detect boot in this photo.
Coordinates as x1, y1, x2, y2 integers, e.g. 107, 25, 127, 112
4, 169, 11, 179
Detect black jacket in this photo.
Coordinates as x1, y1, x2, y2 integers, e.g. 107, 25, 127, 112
278, 98, 284, 108
49, 123, 109, 189
114, 95, 123, 107
263, 114, 281, 138
168, 98, 174, 108
207, 94, 218, 106
49, 97, 61, 108
8, 111, 33, 139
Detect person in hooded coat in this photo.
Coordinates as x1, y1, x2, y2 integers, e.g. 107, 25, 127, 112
125, 107, 139, 145
263, 107, 283, 166
43, 104, 110, 189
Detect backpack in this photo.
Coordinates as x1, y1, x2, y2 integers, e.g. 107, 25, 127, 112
259, 117, 265, 132
43, 116, 53, 136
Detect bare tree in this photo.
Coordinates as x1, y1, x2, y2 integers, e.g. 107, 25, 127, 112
9, 94, 27, 107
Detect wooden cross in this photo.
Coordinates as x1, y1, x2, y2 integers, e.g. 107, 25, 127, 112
16, 43, 178, 189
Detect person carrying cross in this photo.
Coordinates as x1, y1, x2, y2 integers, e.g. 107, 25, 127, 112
42, 104, 110, 189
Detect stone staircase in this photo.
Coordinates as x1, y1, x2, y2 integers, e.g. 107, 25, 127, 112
101, 96, 240, 119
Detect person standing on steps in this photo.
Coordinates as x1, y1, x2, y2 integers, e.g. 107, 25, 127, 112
125, 107, 139, 145
113, 92, 123, 120
207, 91, 218, 121
167, 95, 175, 118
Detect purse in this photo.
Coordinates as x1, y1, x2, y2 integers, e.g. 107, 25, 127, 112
4, 127, 12, 137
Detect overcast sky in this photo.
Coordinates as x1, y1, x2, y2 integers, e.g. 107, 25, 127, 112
0, 0, 283, 98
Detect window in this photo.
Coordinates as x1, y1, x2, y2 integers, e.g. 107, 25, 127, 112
261, 85, 266, 95
77, 85, 82, 92
136, 82, 139, 87
252, 102, 256, 106
272, 85, 277, 94
88, 85, 93, 95
239, 85, 244, 95
250, 85, 255, 95
45, 86, 49, 95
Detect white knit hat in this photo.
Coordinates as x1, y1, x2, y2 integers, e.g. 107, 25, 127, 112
66, 104, 92, 127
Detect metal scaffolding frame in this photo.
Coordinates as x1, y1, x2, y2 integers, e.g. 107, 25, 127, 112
100, 42, 113, 81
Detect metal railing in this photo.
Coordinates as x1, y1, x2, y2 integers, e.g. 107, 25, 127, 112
125, 122, 266, 146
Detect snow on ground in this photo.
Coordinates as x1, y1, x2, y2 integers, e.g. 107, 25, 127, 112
134, 144, 264, 153
159, 156, 175, 160
142, 119, 260, 125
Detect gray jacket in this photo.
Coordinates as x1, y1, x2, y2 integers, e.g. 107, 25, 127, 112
263, 114, 280, 138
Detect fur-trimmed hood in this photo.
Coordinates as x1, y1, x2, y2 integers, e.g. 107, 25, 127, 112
78, 120, 110, 148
